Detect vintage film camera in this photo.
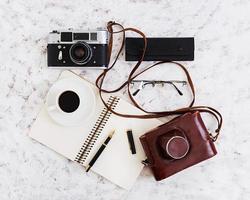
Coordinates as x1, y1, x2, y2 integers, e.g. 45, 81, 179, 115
140, 112, 217, 181
47, 29, 109, 68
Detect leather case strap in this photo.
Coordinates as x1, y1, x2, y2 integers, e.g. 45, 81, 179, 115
95, 21, 223, 142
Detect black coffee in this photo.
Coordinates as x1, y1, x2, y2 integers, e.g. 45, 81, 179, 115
58, 91, 80, 113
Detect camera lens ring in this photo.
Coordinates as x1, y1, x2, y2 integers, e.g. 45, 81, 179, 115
165, 136, 190, 160
69, 41, 92, 65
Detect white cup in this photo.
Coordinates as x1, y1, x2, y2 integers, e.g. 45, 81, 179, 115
46, 78, 96, 126
48, 90, 81, 114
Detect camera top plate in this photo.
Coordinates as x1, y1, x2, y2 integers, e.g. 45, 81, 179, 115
48, 29, 109, 44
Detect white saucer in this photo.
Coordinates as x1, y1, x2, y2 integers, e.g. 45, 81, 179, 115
46, 77, 96, 126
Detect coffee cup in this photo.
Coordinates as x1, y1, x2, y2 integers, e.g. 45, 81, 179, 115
46, 77, 96, 126
48, 90, 81, 114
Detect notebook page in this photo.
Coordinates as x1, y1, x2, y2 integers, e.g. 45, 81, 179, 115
90, 98, 162, 190
29, 70, 163, 190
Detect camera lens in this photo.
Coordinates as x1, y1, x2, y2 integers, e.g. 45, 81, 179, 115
74, 46, 86, 59
69, 42, 92, 65
159, 129, 190, 160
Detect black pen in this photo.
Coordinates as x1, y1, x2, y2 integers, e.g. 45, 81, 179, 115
86, 130, 115, 172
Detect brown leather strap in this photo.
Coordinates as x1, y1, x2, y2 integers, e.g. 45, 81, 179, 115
95, 21, 223, 141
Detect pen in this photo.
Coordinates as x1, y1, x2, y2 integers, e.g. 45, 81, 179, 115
86, 130, 115, 172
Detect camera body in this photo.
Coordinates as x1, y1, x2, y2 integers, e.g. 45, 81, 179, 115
47, 29, 109, 69
140, 112, 217, 181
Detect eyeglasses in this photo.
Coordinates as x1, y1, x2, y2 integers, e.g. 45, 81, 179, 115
130, 80, 187, 96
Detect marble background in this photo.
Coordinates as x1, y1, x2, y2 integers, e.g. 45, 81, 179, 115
0, 0, 250, 199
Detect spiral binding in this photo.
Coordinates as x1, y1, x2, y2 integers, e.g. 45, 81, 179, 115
74, 96, 120, 165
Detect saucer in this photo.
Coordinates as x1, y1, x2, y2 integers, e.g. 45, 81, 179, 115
46, 77, 96, 126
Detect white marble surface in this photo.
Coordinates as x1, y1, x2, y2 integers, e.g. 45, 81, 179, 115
0, 0, 250, 199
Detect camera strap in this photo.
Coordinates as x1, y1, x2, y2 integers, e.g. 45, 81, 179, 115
95, 21, 223, 142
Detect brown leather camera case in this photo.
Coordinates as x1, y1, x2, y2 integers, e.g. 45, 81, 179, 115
140, 112, 217, 181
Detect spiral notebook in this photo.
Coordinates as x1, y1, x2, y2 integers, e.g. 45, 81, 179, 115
29, 71, 162, 190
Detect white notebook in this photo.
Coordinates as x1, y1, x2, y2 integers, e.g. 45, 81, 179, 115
29, 71, 162, 190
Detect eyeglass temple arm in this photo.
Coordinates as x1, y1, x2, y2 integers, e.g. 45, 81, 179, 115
167, 82, 183, 95
132, 82, 155, 96
131, 80, 187, 84
132, 81, 144, 96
